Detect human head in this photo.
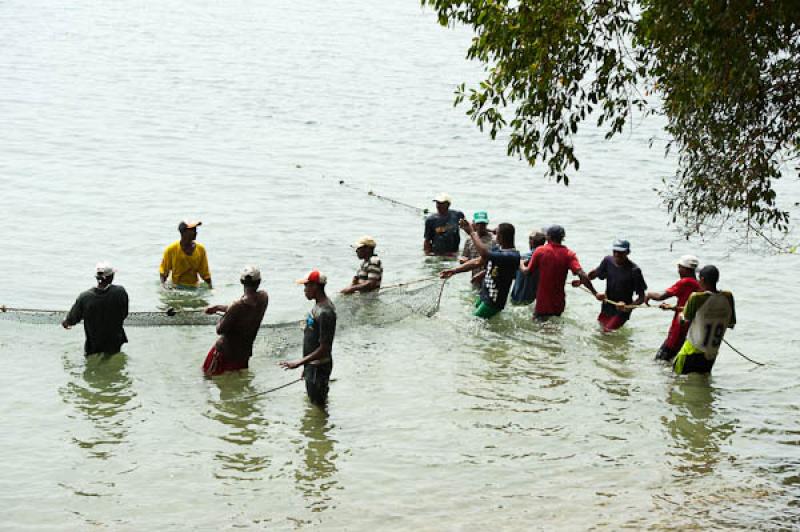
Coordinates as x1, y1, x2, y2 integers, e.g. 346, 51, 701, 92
178, 220, 201, 240
611, 239, 631, 265
296, 269, 327, 300
353, 236, 377, 260
472, 211, 489, 236
433, 193, 452, 215
676, 254, 699, 277
240, 265, 261, 289
529, 230, 546, 249
546, 224, 565, 244
95, 261, 116, 286
496, 223, 515, 249
698, 265, 720, 290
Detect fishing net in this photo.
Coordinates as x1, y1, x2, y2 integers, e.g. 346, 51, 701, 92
0, 278, 447, 328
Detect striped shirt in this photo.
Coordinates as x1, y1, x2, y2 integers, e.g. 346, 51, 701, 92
356, 255, 383, 284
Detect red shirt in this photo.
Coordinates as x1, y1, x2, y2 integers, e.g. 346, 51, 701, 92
663, 276, 701, 350
529, 242, 582, 315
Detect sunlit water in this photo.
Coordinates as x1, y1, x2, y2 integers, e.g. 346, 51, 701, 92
1, 1, 799, 529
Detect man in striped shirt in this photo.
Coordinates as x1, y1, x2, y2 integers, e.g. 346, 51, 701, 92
341, 236, 383, 294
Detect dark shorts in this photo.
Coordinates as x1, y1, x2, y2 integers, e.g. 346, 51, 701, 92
655, 343, 679, 362
597, 311, 629, 332
674, 353, 716, 375
303, 362, 333, 405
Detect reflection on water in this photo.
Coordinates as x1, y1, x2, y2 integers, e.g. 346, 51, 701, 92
294, 404, 339, 513
204, 372, 271, 480
664, 376, 735, 477
158, 285, 210, 312
59, 352, 137, 460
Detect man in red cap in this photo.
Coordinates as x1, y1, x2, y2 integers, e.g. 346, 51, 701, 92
280, 270, 337, 406
159, 220, 212, 288
202, 266, 268, 376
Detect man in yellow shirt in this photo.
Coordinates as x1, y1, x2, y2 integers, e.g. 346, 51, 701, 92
159, 220, 213, 288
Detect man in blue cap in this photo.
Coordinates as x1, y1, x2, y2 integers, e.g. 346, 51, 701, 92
459, 211, 495, 288
579, 239, 647, 332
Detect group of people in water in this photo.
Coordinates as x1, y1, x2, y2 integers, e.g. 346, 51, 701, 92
60, 193, 738, 406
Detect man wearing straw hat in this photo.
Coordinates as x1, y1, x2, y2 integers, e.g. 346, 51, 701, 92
62, 262, 129, 356
645, 254, 701, 361
201, 266, 269, 376
424, 193, 465, 256
341, 236, 383, 294
281, 270, 337, 406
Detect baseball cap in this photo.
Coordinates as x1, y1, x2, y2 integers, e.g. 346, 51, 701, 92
677, 254, 699, 269
472, 211, 489, 224
433, 192, 452, 204
296, 269, 327, 285
240, 265, 261, 282
353, 236, 377, 249
546, 224, 565, 240
612, 239, 631, 252
178, 220, 202, 232
95, 261, 116, 278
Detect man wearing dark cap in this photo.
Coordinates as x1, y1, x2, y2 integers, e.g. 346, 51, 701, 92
281, 270, 337, 406
159, 220, 212, 288
202, 266, 269, 376
581, 239, 647, 332
423, 193, 465, 256
62, 262, 129, 356
645, 254, 701, 361
673, 265, 736, 375
522, 225, 597, 319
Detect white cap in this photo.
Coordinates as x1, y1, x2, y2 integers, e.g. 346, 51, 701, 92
353, 235, 377, 249
677, 255, 699, 269
95, 261, 116, 278
240, 265, 261, 282
433, 192, 452, 204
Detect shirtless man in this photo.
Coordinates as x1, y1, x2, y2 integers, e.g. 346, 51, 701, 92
201, 266, 268, 376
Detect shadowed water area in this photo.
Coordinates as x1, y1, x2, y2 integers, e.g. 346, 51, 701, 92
1, 0, 799, 529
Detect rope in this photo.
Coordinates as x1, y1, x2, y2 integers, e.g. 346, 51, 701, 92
379, 276, 440, 291
722, 338, 766, 366
241, 377, 304, 399
335, 178, 429, 216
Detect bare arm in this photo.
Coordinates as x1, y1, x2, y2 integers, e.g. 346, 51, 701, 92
440, 257, 483, 278
341, 278, 380, 294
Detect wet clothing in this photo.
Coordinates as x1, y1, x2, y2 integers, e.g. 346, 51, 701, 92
659, 277, 701, 357
302, 300, 337, 403
64, 285, 129, 355
529, 242, 583, 316
355, 255, 383, 286
424, 209, 465, 255
462, 233, 494, 286
160, 241, 211, 286
477, 247, 520, 314
474, 297, 501, 319
203, 292, 268, 375
594, 256, 647, 331
597, 312, 629, 332
511, 247, 542, 304
202, 345, 248, 375
674, 291, 736, 375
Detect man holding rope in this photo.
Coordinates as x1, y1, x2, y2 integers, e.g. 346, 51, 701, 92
645, 255, 701, 362
281, 270, 337, 406
62, 262, 129, 356
159, 220, 212, 289
459, 211, 495, 288
673, 265, 736, 375
424, 193, 465, 256
341, 236, 383, 294
202, 266, 268, 376
580, 239, 647, 332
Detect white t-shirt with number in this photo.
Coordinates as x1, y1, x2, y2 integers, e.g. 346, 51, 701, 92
685, 291, 736, 359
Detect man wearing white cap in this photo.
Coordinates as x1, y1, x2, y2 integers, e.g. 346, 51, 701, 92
423, 193, 465, 256
341, 236, 383, 294
159, 220, 212, 288
202, 266, 268, 376
62, 262, 129, 356
645, 255, 701, 361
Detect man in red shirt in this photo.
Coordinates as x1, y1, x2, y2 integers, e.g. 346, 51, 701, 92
522, 225, 598, 319
645, 255, 701, 361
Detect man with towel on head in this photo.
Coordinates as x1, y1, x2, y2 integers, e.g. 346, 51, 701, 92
160, 220, 212, 288
62, 262, 129, 356
423, 193, 465, 256
341, 236, 383, 294
202, 266, 268, 376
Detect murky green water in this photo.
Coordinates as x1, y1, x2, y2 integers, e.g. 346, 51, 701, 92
1, 1, 799, 529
